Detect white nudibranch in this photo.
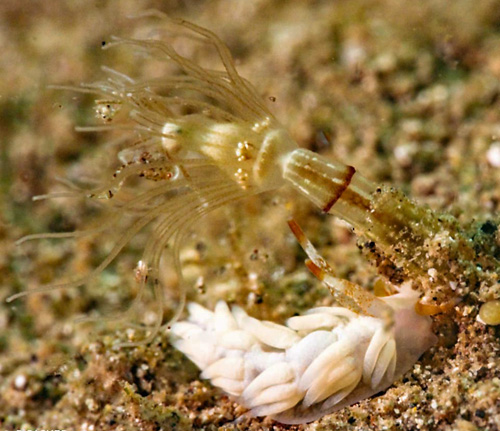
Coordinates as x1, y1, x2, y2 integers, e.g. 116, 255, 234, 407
170, 220, 436, 424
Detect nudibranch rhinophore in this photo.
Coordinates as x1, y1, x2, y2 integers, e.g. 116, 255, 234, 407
170, 220, 436, 424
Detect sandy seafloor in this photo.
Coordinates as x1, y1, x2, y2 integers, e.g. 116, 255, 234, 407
1, 0, 500, 430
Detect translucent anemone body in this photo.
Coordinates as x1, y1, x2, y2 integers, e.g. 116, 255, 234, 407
12, 12, 295, 341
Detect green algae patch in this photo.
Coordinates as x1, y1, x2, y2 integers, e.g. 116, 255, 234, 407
123, 382, 192, 431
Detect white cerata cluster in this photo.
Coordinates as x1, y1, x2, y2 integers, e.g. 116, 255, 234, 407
170, 221, 436, 424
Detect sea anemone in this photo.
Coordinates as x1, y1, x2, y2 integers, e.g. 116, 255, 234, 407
10, 11, 498, 347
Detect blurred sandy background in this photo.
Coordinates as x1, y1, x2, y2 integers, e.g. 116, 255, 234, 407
1, 1, 499, 430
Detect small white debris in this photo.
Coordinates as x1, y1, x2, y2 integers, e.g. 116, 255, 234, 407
81, 422, 96, 431
394, 143, 417, 167
486, 142, 500, 168
427, 268, 437, 281
85, 397, 99, 412
341, 40, 366, 69
14, 374, 28, 390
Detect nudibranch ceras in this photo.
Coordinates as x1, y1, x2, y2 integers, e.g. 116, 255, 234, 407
170, 220, 437, 425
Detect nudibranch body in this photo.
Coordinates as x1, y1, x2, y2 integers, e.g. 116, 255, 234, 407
170, 221, 436, 424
